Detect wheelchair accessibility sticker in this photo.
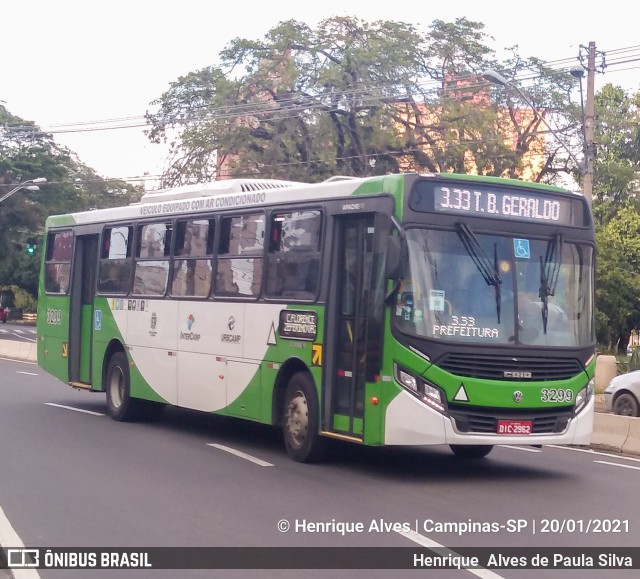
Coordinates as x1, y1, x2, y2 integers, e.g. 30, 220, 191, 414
514, 239, 531, 259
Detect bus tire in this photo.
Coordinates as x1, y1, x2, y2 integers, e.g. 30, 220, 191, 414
282, 372, 325, 463
449, 444, 493, 458
105, 352, 141, 421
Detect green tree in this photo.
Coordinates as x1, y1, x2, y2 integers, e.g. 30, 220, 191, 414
595, 203, 640, 351
147, 17, 433, 184
591, 84, 640, 211
1, 104, 143, 298
587, 84, 640, 352
147, 16, 578, 187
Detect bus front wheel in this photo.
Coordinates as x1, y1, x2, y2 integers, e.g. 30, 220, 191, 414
105, 352, 141, 421
450, 444, 493, 458
282, 372, 325, 462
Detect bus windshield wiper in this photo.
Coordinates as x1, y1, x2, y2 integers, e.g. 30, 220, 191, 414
539, 233, 564, 334
457, 224, 502, 323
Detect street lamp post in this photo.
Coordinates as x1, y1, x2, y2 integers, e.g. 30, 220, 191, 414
0, 177, 47, 205
482, 69, 590, 205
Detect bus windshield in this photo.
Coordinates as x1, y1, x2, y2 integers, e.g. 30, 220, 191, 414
394, 227, 594, 347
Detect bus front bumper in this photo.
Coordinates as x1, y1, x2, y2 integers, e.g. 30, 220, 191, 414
384, 390, 594, 447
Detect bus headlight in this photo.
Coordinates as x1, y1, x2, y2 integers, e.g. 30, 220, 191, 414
423, 383, 446, 413
394, 364, 446, 413
575, 378, 594, 413
396, 366, 419, 393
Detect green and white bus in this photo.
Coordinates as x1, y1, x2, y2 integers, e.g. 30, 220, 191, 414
36, 172, 595, 461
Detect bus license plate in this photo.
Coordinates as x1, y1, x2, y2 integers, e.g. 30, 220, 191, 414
497, 420, 532, 435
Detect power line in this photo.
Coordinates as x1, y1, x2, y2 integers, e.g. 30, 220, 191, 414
0, 54, 608, 131
3, 43, 640, 185
2, 51, 638, 138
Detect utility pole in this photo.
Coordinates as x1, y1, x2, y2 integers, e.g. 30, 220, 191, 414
582, 41, 597, 205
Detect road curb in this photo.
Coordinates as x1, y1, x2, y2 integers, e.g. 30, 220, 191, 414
590, 412, 630, 452
0, 340, 36, 363
1, 340, 638, 456
622, 417, 640, 455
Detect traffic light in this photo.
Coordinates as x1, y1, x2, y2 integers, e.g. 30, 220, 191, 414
26, 244, 36, 255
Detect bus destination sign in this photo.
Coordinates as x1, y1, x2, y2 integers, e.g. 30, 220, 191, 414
433, 186, 571, 224
409, 182, 579, 226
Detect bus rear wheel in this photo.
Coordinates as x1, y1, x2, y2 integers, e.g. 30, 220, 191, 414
450, 445, 493, 458
105, 352, 141, 421
282, 372, 325, 462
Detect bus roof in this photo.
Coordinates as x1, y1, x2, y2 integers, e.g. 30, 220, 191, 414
139, 178, 303, 204
45, 174, 390, 228
44, 172, 580, 229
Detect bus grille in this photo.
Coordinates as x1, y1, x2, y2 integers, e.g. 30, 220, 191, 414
437, 354, 584, 381
448, 406, 572, 434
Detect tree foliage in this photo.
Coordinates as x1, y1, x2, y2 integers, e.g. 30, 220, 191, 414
0, 104, 143, 298
591, 84, 640, 207
595, 203, 640, 350
146, 16, 577, 187
590, 84, 640, 352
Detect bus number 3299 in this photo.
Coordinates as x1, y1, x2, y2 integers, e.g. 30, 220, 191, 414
46, 309, 62, 325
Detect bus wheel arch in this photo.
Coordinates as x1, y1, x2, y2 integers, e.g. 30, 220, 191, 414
101, 339, 127, 392
104, 347, 141, 421
272, 358, 309, 427
281, 369, 325, 462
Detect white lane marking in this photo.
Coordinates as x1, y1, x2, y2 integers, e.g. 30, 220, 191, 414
0, 328, 36, 338
500, 445, 542, 453
0, 357, 37, 365
548, 445, 640, 463
44, 403, 104, 416
594, 460, 640, 471
10, 331, 36, 342
397, 529, 506, 579
206, 443, 274, 467
0, 504, 42, 579
10, 330, 37, 342
16, 371, 39, 376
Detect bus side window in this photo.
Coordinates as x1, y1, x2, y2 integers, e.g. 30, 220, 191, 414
214, 213, 264, 298
132, 222, 171, 296
265, 210, 321, 300
98, 226, 132, 294
44, 231, 73, 294
171, 219, 214, 298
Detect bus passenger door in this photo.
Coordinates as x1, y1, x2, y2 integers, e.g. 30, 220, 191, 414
326, 215, 378, 440
68, 234, 98, 386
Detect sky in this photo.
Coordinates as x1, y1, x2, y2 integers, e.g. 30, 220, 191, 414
2, 0, 639, 190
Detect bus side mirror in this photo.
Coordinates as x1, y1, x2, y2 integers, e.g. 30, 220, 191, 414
385, 235, 401, 280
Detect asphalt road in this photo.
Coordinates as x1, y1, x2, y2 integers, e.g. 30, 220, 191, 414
0, 322, 36, 344
1, 358, 638, 578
